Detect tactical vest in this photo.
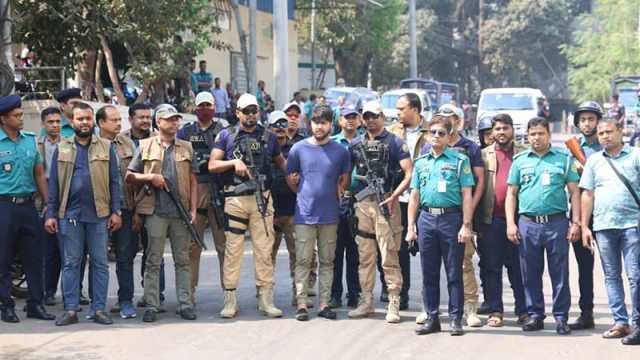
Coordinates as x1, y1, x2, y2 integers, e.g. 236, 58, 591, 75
353, 135, 395, 193
223, 125, 272, 189
181, 120, 227, 182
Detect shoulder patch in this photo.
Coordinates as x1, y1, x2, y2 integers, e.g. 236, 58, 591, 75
401, 143, 409, 153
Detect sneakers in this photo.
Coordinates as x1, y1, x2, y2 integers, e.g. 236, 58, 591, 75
119, 302, 137, 319
142, 309, 157, 323
348, 293, 375, 318
318, 306, 337, 320
295, 308, 309, 321
220, 290, 239, 318
257, 288, 282, 318
464, 302, 482, 327
385, 294, 401, 323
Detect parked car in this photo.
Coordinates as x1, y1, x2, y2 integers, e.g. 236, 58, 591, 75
380, 88, 432, 124
324, 87, 378, 110
399, 78, 460, 110
477, 87, 546, 141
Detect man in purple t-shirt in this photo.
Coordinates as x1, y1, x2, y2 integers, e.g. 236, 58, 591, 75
286, 105, 351, 321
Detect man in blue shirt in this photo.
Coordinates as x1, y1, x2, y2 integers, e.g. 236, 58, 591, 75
45, 101, 122, 326
580, 118, 640, 345
212, 78, 230, 119
193, 60, 213, 93
286, 105, 351, 321
0, 95, 54, 323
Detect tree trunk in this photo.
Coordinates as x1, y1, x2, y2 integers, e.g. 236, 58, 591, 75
75, 50, 96, 101
315, 47, 331, 89
136, 79, 151, 104
230, 0, 251, 92
99, 34, 126, 105
94, 50, 105, 103
151, 78, 165, 106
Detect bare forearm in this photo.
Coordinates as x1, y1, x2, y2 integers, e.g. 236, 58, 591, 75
505, 188, 517, 226
462, 189, 473, 226
125, 171, 155, 185
407, 190, 419, 230
209, 159, 237, 174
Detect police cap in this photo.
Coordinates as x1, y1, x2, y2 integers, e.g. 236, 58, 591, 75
0, 95, 22, 115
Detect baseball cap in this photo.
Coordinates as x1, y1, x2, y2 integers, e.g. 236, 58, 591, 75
341, 104, 359, 117
283, 101, 301, 113
195, 91, 215, 106
362, 100, 383, 116
237, 93, 259, 109
154, 104, 182, 120
268, 111, 288, 125
437, 104, 464, 119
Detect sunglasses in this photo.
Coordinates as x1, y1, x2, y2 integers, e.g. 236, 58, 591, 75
429, 129, 449, 137
241, 106, 259, 115
363, 113, 380, 121
271, 120, 288, 129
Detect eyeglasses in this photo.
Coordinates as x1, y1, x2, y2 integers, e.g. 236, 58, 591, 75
270, 120, 288, 129
429, 129, 448, 137
241, 106, 259, 115
363, 113, 380, 121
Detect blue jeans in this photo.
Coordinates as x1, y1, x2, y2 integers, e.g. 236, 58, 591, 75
417, 211, 465, 322
112, 210, 137, 304
519, 217, 570, 321
59, 218, 109, 312
479, 217, 526, 316
595, 227, 640, 326
43, 217, 61, 299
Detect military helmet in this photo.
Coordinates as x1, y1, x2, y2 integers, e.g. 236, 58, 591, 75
573, 101, 603, 127
477, 115, 493, 132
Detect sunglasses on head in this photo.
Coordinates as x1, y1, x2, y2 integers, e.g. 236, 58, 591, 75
241, 106, 259, 115
363, 112, 380, 121
437, 108, 456, 116
271, 120, 288, 129
429, 129, 448, 137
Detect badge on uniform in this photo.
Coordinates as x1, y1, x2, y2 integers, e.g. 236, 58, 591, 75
438, 179, 447, 193
2, 162, 11, 172
542, 172, 551, 186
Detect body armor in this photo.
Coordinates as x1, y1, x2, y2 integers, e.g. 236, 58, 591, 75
182, 119, 227, 183
224, 125, 272, 190
353, 137, 393, 193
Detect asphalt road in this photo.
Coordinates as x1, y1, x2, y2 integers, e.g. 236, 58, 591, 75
1, 131, 637, 360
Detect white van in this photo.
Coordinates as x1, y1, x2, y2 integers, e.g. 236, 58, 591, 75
380, 88, 432, 125
477, 88, 545, 140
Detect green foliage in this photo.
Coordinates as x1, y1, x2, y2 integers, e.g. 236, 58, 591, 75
564, 0, 640, 102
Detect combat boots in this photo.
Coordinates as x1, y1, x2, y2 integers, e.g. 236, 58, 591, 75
258, 288, 283, 318
464, 302, 482, 327
385, 294, 401, 323
220, 290, 239, 318
348, 292, 375, 318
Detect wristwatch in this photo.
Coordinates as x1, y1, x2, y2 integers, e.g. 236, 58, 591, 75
114, 210, 122, 216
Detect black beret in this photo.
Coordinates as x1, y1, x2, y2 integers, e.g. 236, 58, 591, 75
0, 95, 22, 115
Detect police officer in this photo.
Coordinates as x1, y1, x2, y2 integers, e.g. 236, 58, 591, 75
209, 93, 286, 319
177, 91, 228, 302
477, 115, 494, 149
567, 101, 603, 331
505, 117, 581, 335
347, 100, 413, 323
419, 104, 485, 327
0, 95, 55, 323
407, 114, 475, 336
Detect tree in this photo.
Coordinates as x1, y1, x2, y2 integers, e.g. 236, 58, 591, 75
564, 0, 640, 102
13, 0, 227, 105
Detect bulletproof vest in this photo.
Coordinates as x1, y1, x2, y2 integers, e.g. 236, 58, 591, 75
224, 125, 272, 188
354, 138, 391, 191
182, 121, 227, 182
272, 130, 308, 196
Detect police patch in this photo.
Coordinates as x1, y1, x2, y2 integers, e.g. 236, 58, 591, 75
3, 162, 11, 172
463, 166, 471, 174
401, 144, 409, 153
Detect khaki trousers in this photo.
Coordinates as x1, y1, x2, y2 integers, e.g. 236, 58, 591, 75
463, 239, 479, 305
355, 197, 403, 295
143, 214, 193, 311
294, 224, 338, 305
190, 184, 227, 291
223, 194, 275, 289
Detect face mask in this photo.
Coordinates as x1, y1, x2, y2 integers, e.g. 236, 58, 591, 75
195, 108, 215, 122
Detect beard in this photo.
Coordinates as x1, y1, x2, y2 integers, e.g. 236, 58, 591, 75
242, 118, 258, 128
313, 130, 330, 141
581, 127, 597, 138
74, 128, 93, 138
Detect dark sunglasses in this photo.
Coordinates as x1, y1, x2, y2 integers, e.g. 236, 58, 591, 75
429, 129, 448, 137
363, 113, 380, 121
271, 120, 288, 129
241, 106, 259, 115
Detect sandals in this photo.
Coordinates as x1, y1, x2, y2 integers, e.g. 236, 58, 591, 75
603, 324, 631, 339
487, 313, 504, 327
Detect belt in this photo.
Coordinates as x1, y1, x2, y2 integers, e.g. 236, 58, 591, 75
420, 206, 461, 215
0, 194, 35, 204
224, 190, 255, 197
521, 213, 566, 224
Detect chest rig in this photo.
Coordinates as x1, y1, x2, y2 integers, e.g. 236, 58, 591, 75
183, 121, 225, 178
225, 125, 272, 189
354, 138, 391, 182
